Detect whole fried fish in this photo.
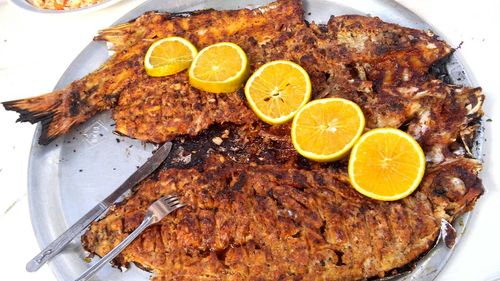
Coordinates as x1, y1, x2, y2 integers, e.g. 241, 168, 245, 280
3, 0, 451, 145
82, 122, 483, 280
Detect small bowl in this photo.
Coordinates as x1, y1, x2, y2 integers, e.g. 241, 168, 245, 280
9, 0, 124, 14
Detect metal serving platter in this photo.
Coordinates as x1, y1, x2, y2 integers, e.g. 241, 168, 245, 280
27, 0, 484, 280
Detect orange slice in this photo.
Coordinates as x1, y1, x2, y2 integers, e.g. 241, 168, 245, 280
291, 98, 365, 162
348, 128, 426, 201
144, 37, 198, 77
188, 42, 249, 93
244, 60, 311, 125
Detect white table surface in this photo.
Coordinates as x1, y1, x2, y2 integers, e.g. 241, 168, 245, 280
0, 0, 498, 280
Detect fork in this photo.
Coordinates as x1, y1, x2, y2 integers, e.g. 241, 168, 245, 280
75, 195, 185, 281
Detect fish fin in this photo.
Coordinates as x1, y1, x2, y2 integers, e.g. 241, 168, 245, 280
2, 90, 77, 145
94, 21, 135, 48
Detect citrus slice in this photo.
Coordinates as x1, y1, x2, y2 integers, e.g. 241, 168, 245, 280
188, 42, 249, 93
144, 37, 198, 77
244, 60, 311, 125
291, 98, 365, 162
348, 128, 426, 201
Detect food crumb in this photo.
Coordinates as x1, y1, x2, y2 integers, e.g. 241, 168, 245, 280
486, 118, 492, 122
73, 149, 76, 153
116, 138, 121, 143
79, 169, 83, 172
99, 133, 103, 137
212, 137, 223, 145
136, 166, 140, 169
113, 167, 116, 170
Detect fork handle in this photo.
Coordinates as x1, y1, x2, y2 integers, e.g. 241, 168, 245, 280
75, 215, 154, 281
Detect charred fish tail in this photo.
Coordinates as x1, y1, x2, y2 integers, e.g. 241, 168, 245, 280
3, 89, 78, 145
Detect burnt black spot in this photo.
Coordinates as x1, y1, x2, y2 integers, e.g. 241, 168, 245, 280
292, 172, 307, 186
313, 173, 325, 186
375, 45, 388, 55
429, 53, 453, 84
295, 157, 312, 170
334, 250, 346, 266
232, 172, 247, 191
69, 90, 81, 116
318, 24, 329, 33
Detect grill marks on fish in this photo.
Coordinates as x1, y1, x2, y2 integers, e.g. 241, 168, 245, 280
2, 0, 458, 145
82, 148, 481, 280
2, 0, 304, 145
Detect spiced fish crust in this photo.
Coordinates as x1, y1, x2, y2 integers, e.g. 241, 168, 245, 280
2, 0, 453, 145
82, 123, 483, 280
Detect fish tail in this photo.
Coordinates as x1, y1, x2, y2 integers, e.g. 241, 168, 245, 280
2, 90, 77, 145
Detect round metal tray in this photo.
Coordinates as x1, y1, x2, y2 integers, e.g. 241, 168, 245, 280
27, 0, 483, 280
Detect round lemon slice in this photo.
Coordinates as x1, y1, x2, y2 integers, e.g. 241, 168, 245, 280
144, 36, 198, 77
348, 128, 426, 201
188, 42, 249, 93
244, 60, 311, 125
291, 98, 365, 162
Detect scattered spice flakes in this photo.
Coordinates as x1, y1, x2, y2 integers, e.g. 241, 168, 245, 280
79, 169, 83, 172
307, 12, 311, 15
116, 138, 121, 143
73, 149, 76, 153
136, 165, 140, 169
129, 145, 133, 148
486, 118, 492, 122
113, 167, 116, 171
99, 133, 103, 137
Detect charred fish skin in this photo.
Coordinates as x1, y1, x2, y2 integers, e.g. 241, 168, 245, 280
82, 144, 482, 281
1, 0, 456, 145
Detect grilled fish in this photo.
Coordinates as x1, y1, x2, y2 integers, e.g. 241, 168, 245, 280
82, 123, 483, 280
3, 0, 452, 145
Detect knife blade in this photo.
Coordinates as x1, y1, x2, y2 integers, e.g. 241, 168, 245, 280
26, 142, 173, 272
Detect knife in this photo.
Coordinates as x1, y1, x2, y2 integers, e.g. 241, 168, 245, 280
26, 141, 173, 272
